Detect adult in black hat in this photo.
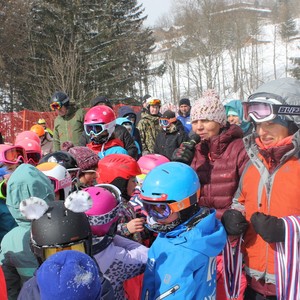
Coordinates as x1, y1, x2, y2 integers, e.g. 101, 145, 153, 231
177, 98, 192, 134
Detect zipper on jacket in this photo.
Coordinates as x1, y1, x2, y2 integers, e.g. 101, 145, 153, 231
156, 285, 180, 300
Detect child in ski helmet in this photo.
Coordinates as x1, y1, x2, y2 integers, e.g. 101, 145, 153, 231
84, 106, 128, 158
31, 124, 53, 156
18, 192, 115, 300
84, 184, 148, 300
36, 162, 72, 200
139, 162, 226, 299
15, 139, 42, 166
97, 154, 144, 243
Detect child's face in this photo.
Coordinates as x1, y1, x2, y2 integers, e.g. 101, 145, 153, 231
156, 212, 179, 224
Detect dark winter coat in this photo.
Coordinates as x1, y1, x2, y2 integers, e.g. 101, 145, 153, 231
191, 124, 249, 219
79, 124, 138, 159
154, 120, 189, 160
118, 106, 143, 154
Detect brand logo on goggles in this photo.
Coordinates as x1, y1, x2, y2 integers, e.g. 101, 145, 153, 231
278, 106, 300, 115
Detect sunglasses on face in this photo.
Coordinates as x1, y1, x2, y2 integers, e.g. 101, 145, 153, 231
50, 101, 62, 111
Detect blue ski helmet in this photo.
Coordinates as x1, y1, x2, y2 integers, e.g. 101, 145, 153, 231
140, 162, 200, 212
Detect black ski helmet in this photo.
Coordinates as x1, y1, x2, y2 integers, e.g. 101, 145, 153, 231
39, 151, 79, 172
30, 201, 92, 264
51, 91, 70, 107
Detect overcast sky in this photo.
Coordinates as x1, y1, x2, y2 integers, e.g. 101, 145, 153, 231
137, 0, 173, 26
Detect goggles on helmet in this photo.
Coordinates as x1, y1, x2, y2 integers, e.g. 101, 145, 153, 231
0, 146, 27, 165
140, 190, 200, 221
49, 176, 72, 193
34, 239, 87, 261
84, 123, 109, 137
243, 92, 300, 123
27, 152, 42, 166
159, 118, 176, 127
50, 101, 62, 111
148, 99, 161, 106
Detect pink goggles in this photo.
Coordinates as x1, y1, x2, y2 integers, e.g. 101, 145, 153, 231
0, 146, 28, 165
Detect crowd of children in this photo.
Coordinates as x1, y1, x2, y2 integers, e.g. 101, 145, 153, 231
0, 78, 300, 300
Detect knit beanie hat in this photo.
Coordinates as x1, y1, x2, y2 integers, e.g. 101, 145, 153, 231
191, 90, 227, 127
68, 146, 99, 172
179, 98, 191, 107
37, 250, 101, 300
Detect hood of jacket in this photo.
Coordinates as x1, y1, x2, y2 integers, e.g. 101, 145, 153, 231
224, 100, 251, 134
118, 106, 136, 118
6, 164, 55, 226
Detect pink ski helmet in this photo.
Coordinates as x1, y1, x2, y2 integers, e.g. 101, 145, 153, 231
15, 130, 41, 146
15, 139, 42, 166
137, 154, 170, 175
84, 184, 121, 236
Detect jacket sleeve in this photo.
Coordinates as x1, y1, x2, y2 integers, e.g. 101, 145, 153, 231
114, 125, 138, 159
53, 119, 61, 151
236, 141, 250, 177
78, 130, 89, 146
137, 120, 149, 155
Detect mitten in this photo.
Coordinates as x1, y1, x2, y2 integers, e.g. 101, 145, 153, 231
221, 209, 248, 236
250, 212, 285, 243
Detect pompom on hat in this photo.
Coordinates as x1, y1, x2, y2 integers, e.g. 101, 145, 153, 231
68, 146, 99, 173
191, 90, 227, 127
36, 250, 101, 300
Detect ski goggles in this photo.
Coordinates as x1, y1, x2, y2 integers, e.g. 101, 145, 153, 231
49, 176, 72, 193
243, 93, 300, 123
39, 240, 87, 260
50, 101, 62, 111
148, 99, 161, 106
140, 190, 200, 221
0, 146, 27, 165
26, 152, 42, 166
159, 117, 177, 127
84, 123, 109, 137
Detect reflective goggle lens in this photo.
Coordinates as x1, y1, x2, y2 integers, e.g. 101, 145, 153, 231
159, 119, 170, 127
50, 102, 62, 111
3, 147, 27, 164
149, 99, 161, 106
243, 102, 274, 122
142, 202, 172, 220
27, 152, 41, 165
44, 242, 85, 259
84, 124, 105, 136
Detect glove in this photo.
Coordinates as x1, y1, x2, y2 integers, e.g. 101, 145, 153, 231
250, 212, 285, 243
221, 209, 248, 236
171, 142, 195, 165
